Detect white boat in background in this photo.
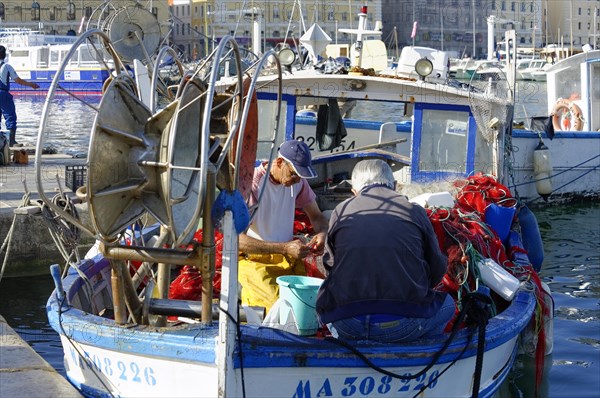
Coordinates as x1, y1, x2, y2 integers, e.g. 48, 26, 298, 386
4, 4, 165, 96
512, 48, 600, 202
449, 58, 477, 79
36, 7, 553, 398
515, 58, 548, 81
1, 28, 110, 95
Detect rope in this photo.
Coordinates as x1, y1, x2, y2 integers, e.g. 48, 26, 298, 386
323, 291, 489, 387
0, 191, 33, 283
38, 192, 82, 268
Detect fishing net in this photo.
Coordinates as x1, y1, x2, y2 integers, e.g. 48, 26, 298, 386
468, 64, 513, 144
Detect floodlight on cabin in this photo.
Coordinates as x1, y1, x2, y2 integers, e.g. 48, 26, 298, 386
415, 57, 433, 80
278, 47, 296, 67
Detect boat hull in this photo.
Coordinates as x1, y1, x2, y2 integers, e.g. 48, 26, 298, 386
47, 257, 536, 398
510, 129, 600, 201
12, 68, 110, 96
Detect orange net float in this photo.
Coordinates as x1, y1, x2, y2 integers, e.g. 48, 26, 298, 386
551, 98, 583, 131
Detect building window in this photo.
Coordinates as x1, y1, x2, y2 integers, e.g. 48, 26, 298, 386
273, 6, 279, 19
152, 7, 158, 17
273, 30, 280, 38
511, 2, 515, 12
67, 1, 75, 21
0, 3, 4, 19
578, 8, 581, 16
85, 6, 92, 18
48, 6, 59, 21
530, 2, 534, 13
491, 1, 496, 10
520, 2, 525, 12
31, 1, 40, 21
342, 12, 347, 21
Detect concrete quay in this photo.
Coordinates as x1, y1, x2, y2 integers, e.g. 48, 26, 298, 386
0, 151, 94, 278
0, 315, 82, 397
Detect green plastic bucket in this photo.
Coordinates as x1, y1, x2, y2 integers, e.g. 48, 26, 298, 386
276, 275, 324, 335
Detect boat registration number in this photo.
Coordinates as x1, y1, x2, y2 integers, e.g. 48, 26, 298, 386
295, 135, 357, 153
293, 372, 440, 397
69, 347, 157, 386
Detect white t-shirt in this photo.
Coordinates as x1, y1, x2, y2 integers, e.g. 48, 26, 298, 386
246, 163, 315, 242
0, 62, 18, 87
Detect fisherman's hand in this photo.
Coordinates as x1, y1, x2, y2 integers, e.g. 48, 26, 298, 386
283, 239, 311, 260
307, 232, 326, 255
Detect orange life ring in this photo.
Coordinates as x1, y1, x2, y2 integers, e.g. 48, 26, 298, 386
551, 98, 583, 131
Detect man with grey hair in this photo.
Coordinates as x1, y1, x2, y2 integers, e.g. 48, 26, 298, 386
316, 159, 454, 342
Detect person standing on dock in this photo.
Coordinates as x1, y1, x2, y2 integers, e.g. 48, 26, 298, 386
238, 140, 329, 311
0, 45, 40, 147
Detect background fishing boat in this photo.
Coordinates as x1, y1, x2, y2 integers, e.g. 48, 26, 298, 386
4, 4, 165, 96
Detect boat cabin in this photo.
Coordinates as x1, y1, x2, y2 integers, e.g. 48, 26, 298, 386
252, 65, 507, 209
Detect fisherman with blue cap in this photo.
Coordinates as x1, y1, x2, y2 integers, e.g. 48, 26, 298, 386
238, 140, 328, 312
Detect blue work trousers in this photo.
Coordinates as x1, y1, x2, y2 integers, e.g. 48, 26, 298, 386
329, 294, 456, 343
0, 91, 16, 130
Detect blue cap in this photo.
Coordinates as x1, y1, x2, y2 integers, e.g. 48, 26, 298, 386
278, 140, 317, 179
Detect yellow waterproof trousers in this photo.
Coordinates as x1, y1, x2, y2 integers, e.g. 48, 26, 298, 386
238, 254, 306, 312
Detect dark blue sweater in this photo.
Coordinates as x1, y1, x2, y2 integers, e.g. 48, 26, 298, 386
316, 185, 448, 324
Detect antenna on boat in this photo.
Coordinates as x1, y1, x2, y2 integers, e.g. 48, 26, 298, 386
338, 5, 382, 68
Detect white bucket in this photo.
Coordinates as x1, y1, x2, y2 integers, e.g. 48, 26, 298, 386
477, 258, 521, 301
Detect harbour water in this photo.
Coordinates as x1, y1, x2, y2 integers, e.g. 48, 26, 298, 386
1, 84, 599, 396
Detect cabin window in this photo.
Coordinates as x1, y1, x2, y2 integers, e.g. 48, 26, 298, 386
31, 1, 40, 21
11, 50, 29, 57
67, 2, 75, 20
0, 3, 5, 19
419, 109, 469, 173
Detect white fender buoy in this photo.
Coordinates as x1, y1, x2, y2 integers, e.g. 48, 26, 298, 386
533, 140, 553, 199
541, 281, 554, 355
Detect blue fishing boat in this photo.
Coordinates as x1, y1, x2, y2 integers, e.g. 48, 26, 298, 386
38, 7, 551, 398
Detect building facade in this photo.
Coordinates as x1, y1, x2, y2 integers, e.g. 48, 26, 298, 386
546, 0, 599, 50
0, 1, 170, 39
186, 0, 383, 58
381, 0, 599, 59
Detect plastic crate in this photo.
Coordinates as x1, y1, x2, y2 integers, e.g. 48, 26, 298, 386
65, 165, 87, 192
